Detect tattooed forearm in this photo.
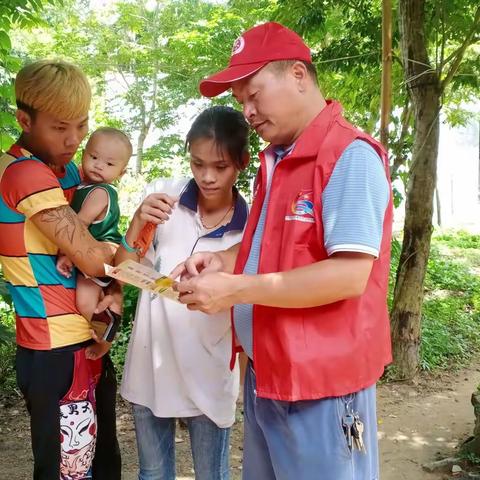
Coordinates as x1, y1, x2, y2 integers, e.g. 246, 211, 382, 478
86, 244, 115, 265
32, 205, 111, 277
40, 206, 88, 244
72, 250, 83, 263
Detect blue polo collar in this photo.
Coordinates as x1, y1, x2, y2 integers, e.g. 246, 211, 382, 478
179, 179, 248, 238
273, 143, 295, 162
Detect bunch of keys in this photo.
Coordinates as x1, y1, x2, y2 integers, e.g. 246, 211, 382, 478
342, 412, 367, 454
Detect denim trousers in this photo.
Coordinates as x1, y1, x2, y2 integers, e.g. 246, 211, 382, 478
132, 403, 231, 480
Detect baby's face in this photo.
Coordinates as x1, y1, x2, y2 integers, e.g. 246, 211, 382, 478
82, 133, 129, 184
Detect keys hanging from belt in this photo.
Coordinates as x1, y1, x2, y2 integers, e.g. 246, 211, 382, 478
352, 414, 367, 454
342, 413, 355, 451
342, 412, 367, 454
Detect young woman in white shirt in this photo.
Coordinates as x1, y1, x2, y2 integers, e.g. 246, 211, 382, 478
118, 106, 250, 480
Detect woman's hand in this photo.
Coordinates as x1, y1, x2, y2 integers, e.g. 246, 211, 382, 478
134, 193, 178, 227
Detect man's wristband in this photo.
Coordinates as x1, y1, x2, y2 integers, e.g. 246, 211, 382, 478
121, 235, 139, 254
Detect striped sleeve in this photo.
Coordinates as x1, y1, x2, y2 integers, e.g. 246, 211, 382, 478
1, 160, 69, 218
322, 140, 390, 257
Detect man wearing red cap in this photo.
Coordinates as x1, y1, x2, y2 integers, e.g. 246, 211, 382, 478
173, 22, 393, 479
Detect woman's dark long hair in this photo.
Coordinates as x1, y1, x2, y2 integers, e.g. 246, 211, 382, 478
186, 106, 249, 170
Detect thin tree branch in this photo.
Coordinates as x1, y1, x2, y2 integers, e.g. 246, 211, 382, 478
438, 0, 446, 76
440, 5, 480, 94
391, 97, 412, 179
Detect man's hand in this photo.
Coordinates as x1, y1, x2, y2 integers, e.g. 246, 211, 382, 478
175, 271, 242, 314
177, 253, 376, 312
170, 251, 225, 281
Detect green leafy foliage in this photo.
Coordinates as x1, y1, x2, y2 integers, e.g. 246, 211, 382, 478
0, 271, 16, 390
109, 285, 138, 376
0, 0, 60, 152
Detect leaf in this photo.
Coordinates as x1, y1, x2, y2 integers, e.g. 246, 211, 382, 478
0, 30, 11, 51
0, 132, 16, 153
0, 111, 18, 129
0, 274, 12, 307
0, 323, 14, 344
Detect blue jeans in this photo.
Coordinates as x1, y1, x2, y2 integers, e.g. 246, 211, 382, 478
132, 403, 230, 480
242, 362, 379, 480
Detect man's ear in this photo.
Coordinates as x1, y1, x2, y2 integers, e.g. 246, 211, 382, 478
16, 109, 33, 133
291, 61, 309, 91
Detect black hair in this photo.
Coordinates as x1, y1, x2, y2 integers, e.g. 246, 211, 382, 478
16, 100, 37, 121
185, 106, 249, 171
268, 60, 318, 85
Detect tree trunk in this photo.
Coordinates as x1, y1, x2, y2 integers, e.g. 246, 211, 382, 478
390, 0, 441, 379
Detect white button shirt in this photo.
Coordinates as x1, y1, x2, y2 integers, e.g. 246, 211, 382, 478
121, 178, 248, 428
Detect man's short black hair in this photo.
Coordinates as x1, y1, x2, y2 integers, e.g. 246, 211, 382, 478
267, 60, 318, 85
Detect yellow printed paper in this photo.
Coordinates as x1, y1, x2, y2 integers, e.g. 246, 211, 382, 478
104, 260, 179, 302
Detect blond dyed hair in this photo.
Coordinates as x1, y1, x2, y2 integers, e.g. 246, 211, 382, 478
15, 60, 91, 120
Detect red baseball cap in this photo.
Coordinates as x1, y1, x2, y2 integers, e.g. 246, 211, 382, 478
199, 22, 312, 98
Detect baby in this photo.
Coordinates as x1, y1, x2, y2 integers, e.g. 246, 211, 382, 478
57, 127, 132, 359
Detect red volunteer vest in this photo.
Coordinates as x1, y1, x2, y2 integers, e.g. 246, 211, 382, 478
232, 100, 393, 401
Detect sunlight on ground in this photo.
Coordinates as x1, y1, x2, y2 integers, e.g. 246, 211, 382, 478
378, 429, 458, 449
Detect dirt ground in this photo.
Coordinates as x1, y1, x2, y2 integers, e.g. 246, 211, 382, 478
2, 361, 480, 480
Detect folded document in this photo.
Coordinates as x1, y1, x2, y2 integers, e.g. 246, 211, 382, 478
104, 260, 179, 302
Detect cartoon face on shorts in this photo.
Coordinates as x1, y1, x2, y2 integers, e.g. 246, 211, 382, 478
60, 400, 97, 479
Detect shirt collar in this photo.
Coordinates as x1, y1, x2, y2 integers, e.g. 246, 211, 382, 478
263, 100, 344, 161
179, 178, 248, 237
273, 143, 295, 162
9, 144, 68, 178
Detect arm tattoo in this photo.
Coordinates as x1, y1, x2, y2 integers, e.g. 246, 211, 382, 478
40, 206, 112, 266
40, 206, 87, 244
87, 245, 115, 264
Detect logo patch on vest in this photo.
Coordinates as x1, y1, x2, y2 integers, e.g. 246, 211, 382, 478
285, 191, 315, 223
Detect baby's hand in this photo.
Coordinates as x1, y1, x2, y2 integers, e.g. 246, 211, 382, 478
57, 255, 74, 278
85, 341, 112, 361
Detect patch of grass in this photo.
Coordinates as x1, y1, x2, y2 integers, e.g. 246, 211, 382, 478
434, 230, 480, 250
419, 236, 480, 372
388, 231, 480, 373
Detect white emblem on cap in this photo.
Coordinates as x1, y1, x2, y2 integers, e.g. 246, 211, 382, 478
232, 36, 245, 55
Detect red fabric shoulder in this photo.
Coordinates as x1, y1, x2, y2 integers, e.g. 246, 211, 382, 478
1, 159, 61, 210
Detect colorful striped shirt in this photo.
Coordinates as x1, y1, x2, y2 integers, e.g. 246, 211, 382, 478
0, 144, 91, 350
